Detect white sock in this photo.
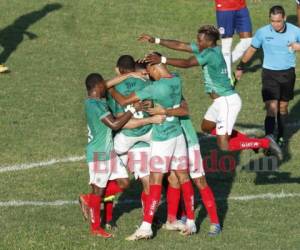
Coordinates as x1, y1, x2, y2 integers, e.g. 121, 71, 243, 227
221, 38, 233, 79
140, 221, 152, 231
232, 37, 252, 63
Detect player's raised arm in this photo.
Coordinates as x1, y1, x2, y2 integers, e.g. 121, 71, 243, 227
105, 72, 145, 88
138, 33, 192, 53
145, 53, 199, 68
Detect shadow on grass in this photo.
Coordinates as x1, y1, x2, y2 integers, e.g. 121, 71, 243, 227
0, 3, 62, 64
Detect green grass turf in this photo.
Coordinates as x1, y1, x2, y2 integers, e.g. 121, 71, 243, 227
0, 0, 300, 249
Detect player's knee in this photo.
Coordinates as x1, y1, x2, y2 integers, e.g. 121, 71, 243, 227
201, 123, 211, 133
279, 103, 288, 114
193, 176, 207, 189
168, 173, 180, 188
175, 171, 190, 184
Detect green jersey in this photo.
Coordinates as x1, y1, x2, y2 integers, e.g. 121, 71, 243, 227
85, 98, 114, 162
180, 116, 199, 148
115, 77, 152, 137
190, 42, 236, 96
136, 74, 183, 141
106, 92, 118, 114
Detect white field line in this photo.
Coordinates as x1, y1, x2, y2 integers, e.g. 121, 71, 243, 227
1, 192, 300, 207
1, 121, 300, 174
0, 155, 85, 173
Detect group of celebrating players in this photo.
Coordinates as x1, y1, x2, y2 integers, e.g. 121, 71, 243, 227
78, 0, 300, 241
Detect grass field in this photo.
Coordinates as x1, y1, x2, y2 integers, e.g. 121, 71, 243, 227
1, 0, 300, 249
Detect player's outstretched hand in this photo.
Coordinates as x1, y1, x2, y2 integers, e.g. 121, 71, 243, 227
145, 53, 161, 65
235, 70, 243, 81
138, 34, 155, 43
149, 114, 166, 124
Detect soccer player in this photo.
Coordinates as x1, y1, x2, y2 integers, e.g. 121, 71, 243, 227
108, 58, 196, 240
138, 25, 282, 159
79, 73, 139, 238
112, 55, 153, 169
105, 58, 165, 227
147, 99, 221, 236
236, 5, 300, 148
214, 0, 253, 80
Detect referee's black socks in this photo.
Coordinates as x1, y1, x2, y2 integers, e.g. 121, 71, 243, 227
277, 112, 288, 140
264, 116, 276, 136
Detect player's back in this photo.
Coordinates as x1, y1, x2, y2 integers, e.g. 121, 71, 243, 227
150, 74, 183, 141
115, 77, 152, 137
85, 98, 113, 162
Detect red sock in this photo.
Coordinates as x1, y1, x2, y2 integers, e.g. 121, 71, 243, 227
181, 181, 195, 220
177, 198, 186, 219
104, 202, 113, 223
200, 186, 219, 224
167, 186, 180, 222
141, 191, 148, 216
143, 185, 162, 224
89, 194, 101, 230
228, 135, 269, 151
105, 180, 123, 196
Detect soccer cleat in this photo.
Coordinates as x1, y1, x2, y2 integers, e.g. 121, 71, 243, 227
125, 226, 153, 241
79, 194, 90, 221
265, 135, 283, 160
0, 64, 9, 73
90, 227, 113, 238
162, 220, 186, 231
180, 220, 196, 236
104, 195, 115, 203
208, 223, 221, 237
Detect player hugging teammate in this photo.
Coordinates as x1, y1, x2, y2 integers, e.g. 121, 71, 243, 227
79, 4, 298, 241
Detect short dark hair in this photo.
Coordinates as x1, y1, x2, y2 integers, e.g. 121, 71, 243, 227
269, 5, 285, 17
116, 55, 135, 72
135, 60, 148, 71
198, 25, 220, 43
85, 73, 103, 92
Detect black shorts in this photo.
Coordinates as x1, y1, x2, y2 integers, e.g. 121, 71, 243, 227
261, 67, 296, 102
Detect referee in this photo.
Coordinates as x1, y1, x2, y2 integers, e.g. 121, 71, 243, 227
236, 5, 300, 148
